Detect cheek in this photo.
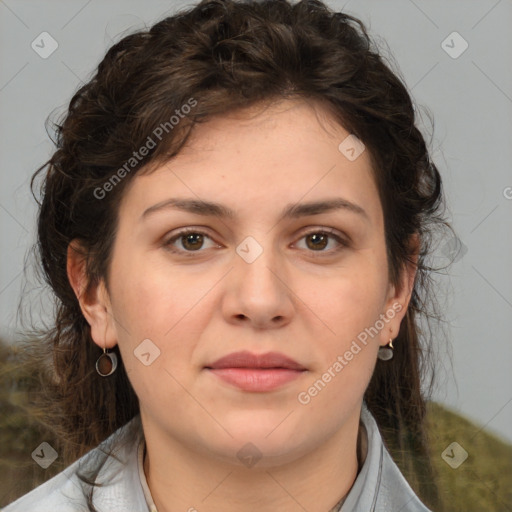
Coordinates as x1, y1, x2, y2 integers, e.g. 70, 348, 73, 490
316, 266, 388, 337
111, 270, 199, 406
110, 258, 213, 381
298, 274, 382, 412
303, 260, 388, 394
111, 252, 206, 336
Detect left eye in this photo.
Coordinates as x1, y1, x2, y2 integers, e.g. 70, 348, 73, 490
163, 228, 347, 255
294, 230, 347, 254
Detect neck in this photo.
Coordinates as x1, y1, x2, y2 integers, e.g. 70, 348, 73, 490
142, 409, 368, 512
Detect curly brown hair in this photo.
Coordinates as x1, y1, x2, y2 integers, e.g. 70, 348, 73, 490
19, 0, 451, 509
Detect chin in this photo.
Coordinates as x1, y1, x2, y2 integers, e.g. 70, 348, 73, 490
195, 420, 312, 468
208, 437, 312, 470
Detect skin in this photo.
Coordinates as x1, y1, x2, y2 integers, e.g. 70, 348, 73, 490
68, 98, 417, 512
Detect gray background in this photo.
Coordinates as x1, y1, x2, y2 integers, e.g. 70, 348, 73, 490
1, 0, 511, 445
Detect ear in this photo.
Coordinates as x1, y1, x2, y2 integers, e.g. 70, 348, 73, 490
66, 239, 117, 349
379, 233, 420, 346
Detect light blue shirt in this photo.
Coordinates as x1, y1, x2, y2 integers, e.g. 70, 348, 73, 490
3, 403, 433, 511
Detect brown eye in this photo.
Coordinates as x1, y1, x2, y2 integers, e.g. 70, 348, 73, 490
295, 229, 348, 257
181, 232, 204, 251
305, 232, 329, 251
163, 229, 218, 255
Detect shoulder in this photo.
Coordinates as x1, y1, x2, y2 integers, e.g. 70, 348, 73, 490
2, 461, 89, 512
2, 417, 146, 512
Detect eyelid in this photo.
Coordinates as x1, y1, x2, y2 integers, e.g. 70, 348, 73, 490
296, 226, 350, 244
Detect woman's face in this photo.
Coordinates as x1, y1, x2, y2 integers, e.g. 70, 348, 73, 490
74, 99, 414, 466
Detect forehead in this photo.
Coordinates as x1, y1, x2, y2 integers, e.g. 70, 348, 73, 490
119, 98, 381, 225
177, 98, 349, 154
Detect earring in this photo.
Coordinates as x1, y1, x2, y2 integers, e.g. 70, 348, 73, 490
96, 347, 118, 377
378, 338, 394, 361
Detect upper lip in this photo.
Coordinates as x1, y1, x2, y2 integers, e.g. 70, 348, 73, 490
206, 350, 307, 371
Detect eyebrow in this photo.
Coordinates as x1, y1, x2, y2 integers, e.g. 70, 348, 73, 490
140, 197, 369, 222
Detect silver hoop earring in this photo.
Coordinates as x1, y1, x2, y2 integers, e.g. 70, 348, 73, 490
378, 338, 394, 361
96, 348, 118, 377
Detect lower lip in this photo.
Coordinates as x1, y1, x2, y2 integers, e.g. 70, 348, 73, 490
207, 368, 305, 392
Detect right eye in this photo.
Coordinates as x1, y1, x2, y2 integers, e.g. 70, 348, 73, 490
163, 228, 220, 255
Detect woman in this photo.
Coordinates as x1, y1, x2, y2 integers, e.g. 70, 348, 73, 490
4, 0, 449, 510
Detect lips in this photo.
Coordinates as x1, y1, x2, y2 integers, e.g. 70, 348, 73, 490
205, 351, 307, 392
205, 350, 307, 371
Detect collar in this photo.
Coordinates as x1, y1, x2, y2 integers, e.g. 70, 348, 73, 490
137, 438, 158, 512
338, 402, 382, 511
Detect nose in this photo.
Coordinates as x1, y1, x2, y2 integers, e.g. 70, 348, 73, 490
221, 239, 294, 330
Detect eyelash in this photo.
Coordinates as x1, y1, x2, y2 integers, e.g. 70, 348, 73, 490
162, 227, 349, 258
